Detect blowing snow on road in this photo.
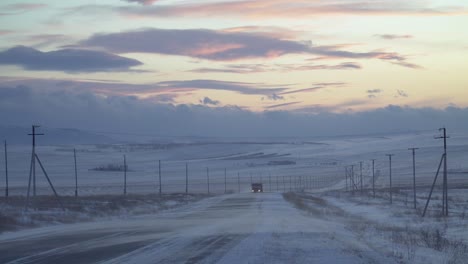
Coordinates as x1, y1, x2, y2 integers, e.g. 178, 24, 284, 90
0, 193, 394, 264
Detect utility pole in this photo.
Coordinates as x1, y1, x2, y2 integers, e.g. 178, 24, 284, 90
435, 128, 449, 216
276, 175, 279, 192
186, 163, 188, 194
409, 148, 418, 209
269, 174, 272, 192
123, 155, 127, 196
24, 126, 63, 211
74, 148, 78, 197
283, 176, 286, 192
360, 161, 363, 194
386, 154, 394, 204
158, 160, 162, 196
28, 125, 43, 197
345, 166, 348, 192
351, 165, 355, 194
4, 140, 8, 199
237, 172, 240, 193
371, 159, 376, 198
206, 167, 210, 194
224, 168, 227, 193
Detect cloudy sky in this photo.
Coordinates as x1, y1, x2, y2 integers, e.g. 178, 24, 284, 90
0, 0, 467, 137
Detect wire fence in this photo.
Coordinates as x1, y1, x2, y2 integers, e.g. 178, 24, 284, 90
0, 144, 343, 197
1, 140, 467, 217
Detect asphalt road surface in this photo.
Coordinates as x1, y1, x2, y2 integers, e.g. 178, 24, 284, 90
0, 193, 395, 264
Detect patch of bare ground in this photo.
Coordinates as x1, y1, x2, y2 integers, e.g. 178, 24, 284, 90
282, 192, 346, 217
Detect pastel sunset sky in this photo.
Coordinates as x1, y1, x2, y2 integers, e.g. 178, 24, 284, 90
1, 0, 467, 136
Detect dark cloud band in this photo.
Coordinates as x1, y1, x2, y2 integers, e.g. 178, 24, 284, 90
0, 46, 142, 72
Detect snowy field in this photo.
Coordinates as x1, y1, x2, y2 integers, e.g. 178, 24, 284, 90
1, 130, 468, 196
1, 130, 468, 263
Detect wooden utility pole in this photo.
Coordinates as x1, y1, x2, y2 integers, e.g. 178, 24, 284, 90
123, 155, 127, 195
360, 161, 363, 194
74, 148, 78, 197
4, 140, 8, 199
345, 166, 348, 192
276, 175, 279, 192
269, 174, 272, 192
435, 128, 449, 216
158, 160, 162, 196
237, 172, 240, 193
386, 154, 394, 204
371, 159, 376, 198
224, 168, 227, 193
25, 126, 63, 211
28, 125, 43, 197
408, 148, 418, 209
206, 168, 210, 194
186, 163, 188, 194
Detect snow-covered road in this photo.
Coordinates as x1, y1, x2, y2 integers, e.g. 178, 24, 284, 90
0, 193, 395, 264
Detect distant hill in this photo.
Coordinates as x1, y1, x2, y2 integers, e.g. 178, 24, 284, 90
0, 126, 114, 145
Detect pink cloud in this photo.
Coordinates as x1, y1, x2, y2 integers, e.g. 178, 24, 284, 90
79, 28, 421, 67
0, 30, 13, 35
116, 0, 468, 19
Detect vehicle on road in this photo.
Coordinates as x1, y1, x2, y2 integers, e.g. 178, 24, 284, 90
251, 183, 263, 193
